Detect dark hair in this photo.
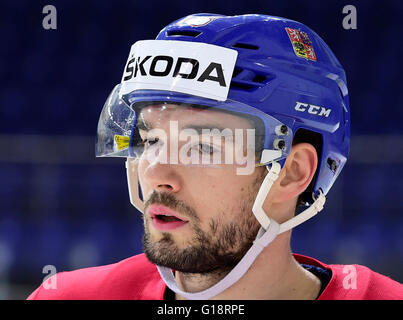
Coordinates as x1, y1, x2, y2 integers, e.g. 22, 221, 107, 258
292, 128, 323, 215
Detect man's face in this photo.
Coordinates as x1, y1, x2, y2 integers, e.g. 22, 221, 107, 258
130, 104, 266, 274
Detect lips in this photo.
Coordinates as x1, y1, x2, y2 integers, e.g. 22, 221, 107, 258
148, 204, 188, 231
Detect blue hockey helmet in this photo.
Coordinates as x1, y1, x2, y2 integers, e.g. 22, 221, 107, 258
97, 13, 350, 204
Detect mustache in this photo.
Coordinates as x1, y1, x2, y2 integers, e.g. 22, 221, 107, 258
144, 191, 199, 222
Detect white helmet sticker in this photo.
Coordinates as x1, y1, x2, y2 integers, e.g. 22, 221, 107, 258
175, 15, 221, 27
120, 40, 238, 101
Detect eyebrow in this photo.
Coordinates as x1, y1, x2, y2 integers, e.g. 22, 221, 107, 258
181, 125, 233, 137
137, 117, 234, 136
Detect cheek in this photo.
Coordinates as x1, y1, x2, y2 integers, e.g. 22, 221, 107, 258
206, 170, 263, 213
191, 171, 252, 212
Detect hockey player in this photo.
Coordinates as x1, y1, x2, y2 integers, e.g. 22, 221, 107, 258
28, 14, 402, 300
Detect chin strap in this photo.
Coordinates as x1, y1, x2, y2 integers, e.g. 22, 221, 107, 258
155, 161, 326, 300
252, 162, 326, 234
157, 220, 280, 300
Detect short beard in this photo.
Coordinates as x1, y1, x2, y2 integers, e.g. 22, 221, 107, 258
143, 213, 260, 274
142, 170, 265, 275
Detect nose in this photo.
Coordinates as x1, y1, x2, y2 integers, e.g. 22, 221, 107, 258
142, 161, 182, 194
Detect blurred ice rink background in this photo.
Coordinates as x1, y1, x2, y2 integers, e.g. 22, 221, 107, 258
0, 0, 402, 299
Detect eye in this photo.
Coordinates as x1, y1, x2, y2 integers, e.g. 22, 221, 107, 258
141, 137, 160, 148
198, 143, 216, 154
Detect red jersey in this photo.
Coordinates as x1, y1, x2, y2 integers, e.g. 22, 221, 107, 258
27, 253, 403, 300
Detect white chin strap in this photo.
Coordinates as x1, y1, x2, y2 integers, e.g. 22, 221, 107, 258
126, 160, 326, 300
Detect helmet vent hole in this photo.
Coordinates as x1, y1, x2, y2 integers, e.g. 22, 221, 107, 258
232, 68, 243, 78
229, 82, 254, 90
232, 43, 259, 50
166, 30, 202, 37
252, 74, 267, 83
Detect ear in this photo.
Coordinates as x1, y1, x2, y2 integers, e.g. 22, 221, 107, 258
271, 143, 318, 203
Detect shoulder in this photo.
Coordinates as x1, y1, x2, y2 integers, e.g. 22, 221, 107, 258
27, 253, 166, 300
323, 263, 403, 300
293, 254, 403, 300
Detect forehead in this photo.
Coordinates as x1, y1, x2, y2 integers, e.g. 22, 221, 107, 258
139, 103, 253, 129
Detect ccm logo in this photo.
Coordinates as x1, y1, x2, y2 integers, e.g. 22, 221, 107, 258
123, 55, 227, 87
294, 102, 332, 117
